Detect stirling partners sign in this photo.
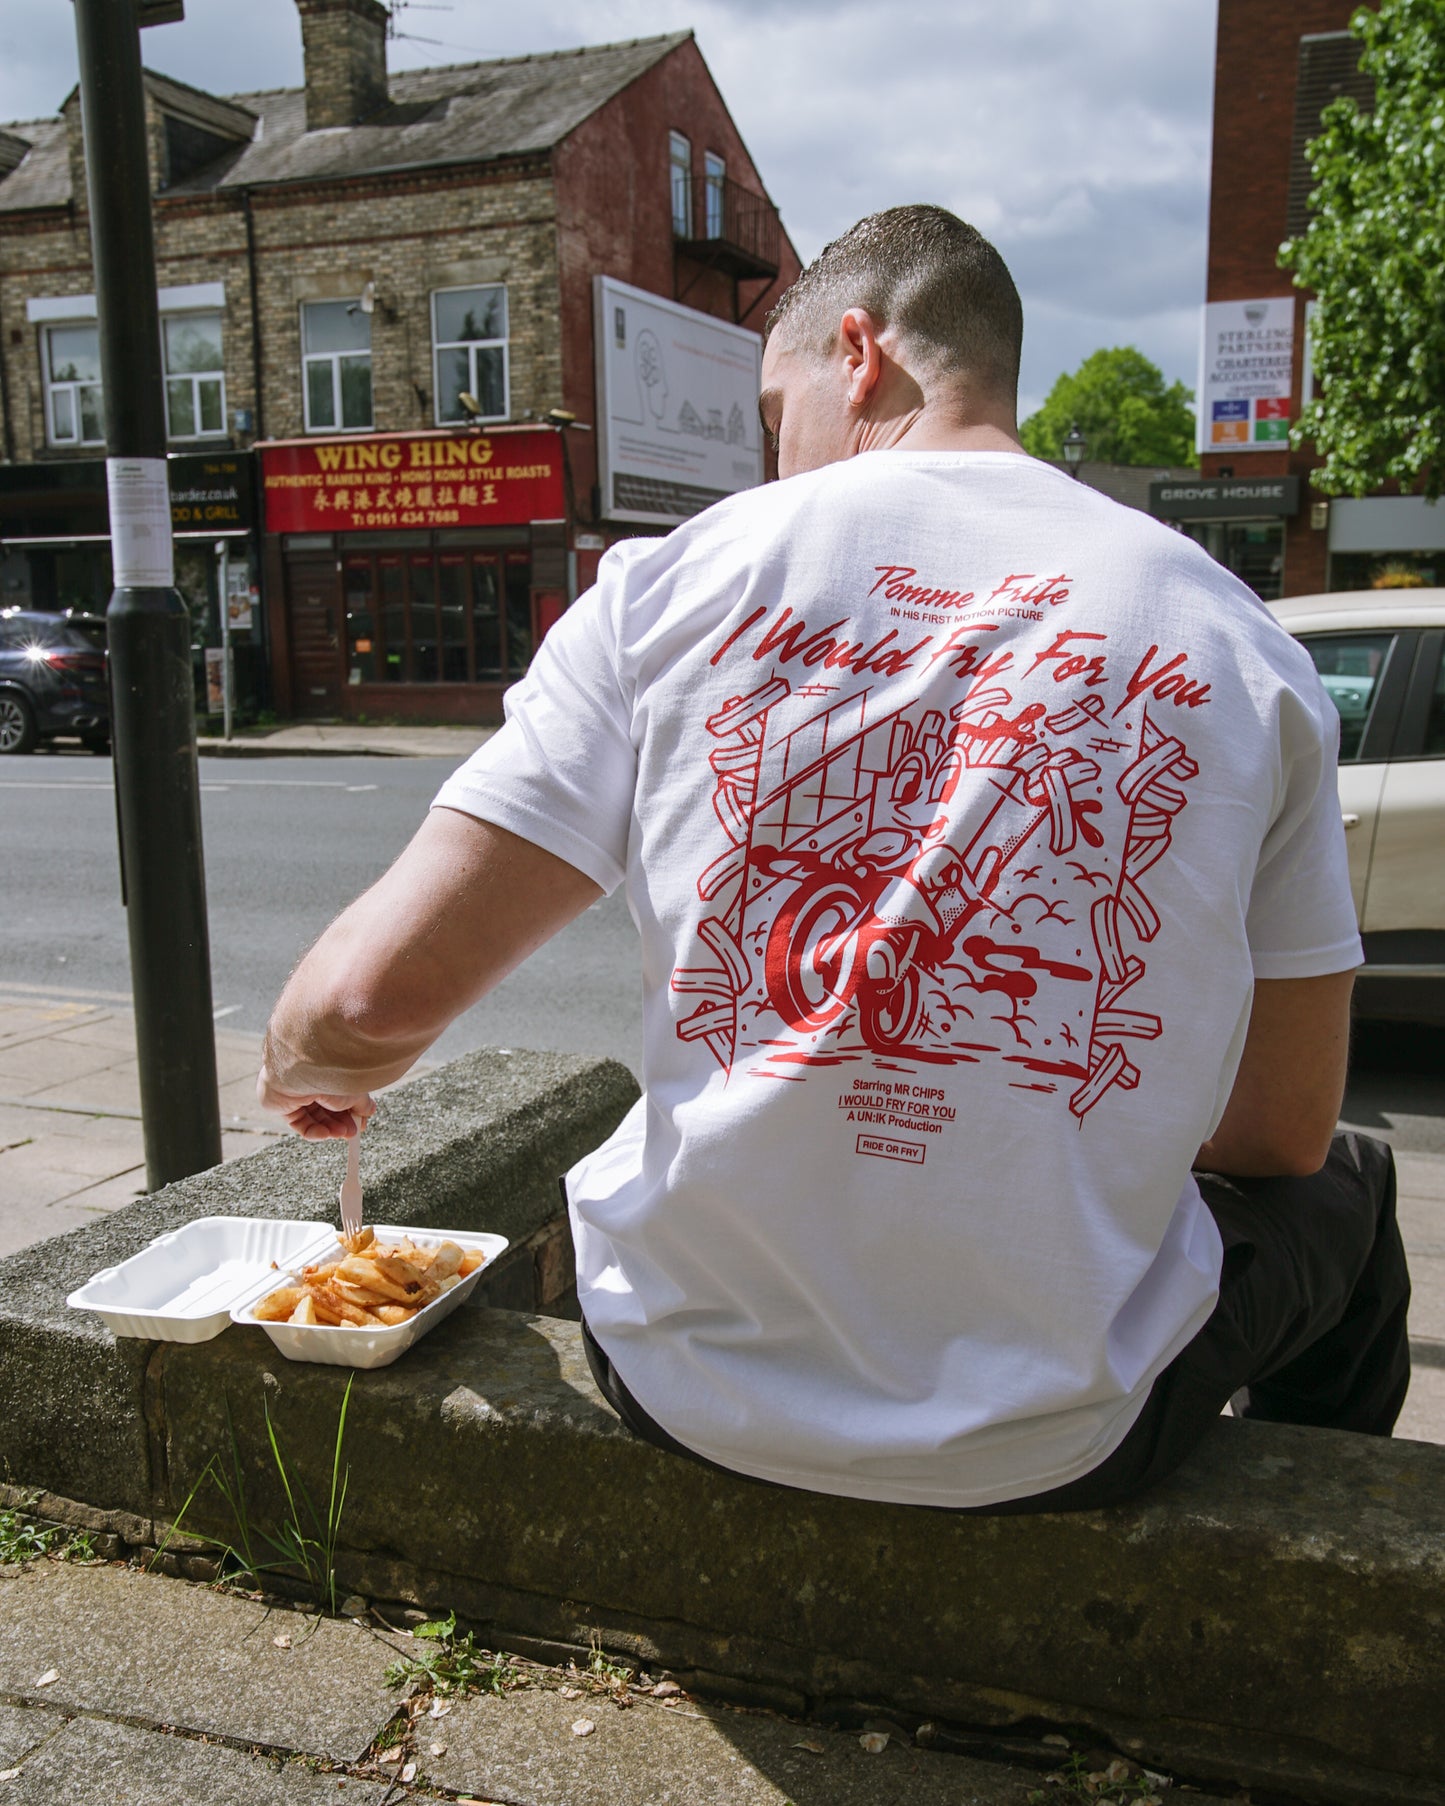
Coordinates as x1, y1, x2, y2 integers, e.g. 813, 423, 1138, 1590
594, 275, 764, 526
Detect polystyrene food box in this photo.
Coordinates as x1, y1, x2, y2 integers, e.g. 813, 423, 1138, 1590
66, 1216, 509, 1370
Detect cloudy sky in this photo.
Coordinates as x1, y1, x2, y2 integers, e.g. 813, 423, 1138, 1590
0, 0, 1218, 421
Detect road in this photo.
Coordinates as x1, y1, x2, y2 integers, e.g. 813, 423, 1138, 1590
0, 747, 644, 1077
2, 745, 1442, 1148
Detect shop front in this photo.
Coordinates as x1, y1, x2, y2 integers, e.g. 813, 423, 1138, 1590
0, 451, 265, 716
260, 427, 569, 723
1325, 496, 1445, 592
1148, 476, 1300, 601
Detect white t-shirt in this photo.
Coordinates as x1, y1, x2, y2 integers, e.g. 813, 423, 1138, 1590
433, 452, 1361, 1507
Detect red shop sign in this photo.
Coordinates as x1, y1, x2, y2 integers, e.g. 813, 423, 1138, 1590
261, 428, 565, 533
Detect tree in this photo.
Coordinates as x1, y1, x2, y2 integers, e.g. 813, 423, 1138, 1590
1019, 347, 1196, 468
1280, 0, 1445, 499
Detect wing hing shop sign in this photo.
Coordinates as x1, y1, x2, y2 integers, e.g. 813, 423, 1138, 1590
261, 429, 564, 533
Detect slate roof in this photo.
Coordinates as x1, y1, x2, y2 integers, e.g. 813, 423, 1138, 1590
0, 31, 691, 212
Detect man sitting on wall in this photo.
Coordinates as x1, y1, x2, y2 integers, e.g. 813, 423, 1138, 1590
259, 206, 1409, 1512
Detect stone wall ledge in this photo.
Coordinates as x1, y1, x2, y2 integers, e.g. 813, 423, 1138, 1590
2, 1049, 1443, 1806
0, 1046, 638, 1514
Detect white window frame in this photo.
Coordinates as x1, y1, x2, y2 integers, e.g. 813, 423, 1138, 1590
431, 284, 510, 427
704, 151, 726, 239
300, 299, 373, 434
42, 320, 105, 448
163, 309, 227, 441
670, 130, 693, 237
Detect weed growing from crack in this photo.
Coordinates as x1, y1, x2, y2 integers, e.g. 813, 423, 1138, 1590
586, 1633, 634, 1690
0, 1500, 96, 1565
150, 1376, 353, 1616
383, 1611, 522, 1698
1029, 1751, 1166, 1803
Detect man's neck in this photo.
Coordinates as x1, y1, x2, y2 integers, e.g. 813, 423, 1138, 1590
859, 413, 1025, 455
853, 404, 1023, 459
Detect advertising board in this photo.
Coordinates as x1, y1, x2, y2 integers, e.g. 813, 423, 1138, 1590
261, 428, 563, 534
594, 275, 763, 526
1196, 297, 1296, 454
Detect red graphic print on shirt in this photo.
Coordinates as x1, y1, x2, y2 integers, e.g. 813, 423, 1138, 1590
672, 592, 1201, 1121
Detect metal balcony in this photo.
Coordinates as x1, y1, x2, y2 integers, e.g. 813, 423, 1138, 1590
674, 172, 781, 282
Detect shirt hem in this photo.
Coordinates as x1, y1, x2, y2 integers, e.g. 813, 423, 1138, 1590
430, 787, 625, 895
1250, 935, 1364, 981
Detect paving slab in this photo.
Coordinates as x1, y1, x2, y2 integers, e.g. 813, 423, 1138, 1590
0, 1700, 61, 1769
422, 1683, 1213, 1806
3, 1715, 397, 1806
0, 1038, 120, 1093
0, 1562, 403, 1764
0, 1561, 1233, 1806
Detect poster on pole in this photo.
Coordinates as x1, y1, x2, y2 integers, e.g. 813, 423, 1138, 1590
594, 275, 764, 526
1196, 297, 1296, 454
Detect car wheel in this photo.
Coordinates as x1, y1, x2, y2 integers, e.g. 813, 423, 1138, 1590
0, 691, 37, 755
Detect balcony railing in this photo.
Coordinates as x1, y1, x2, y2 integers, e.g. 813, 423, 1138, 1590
674, 172, 781, 282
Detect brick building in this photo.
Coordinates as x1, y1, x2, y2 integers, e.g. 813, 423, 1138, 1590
0, 0, 799, 721
1149, 0, 1442, 600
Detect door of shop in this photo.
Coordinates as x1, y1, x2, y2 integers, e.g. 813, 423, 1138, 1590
286, 553, 343, 717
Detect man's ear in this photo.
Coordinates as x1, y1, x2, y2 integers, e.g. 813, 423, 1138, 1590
839, 308, 883, 411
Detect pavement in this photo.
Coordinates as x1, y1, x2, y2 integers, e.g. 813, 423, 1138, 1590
197, 723, 490, 760
0, 1558, 1230, 1806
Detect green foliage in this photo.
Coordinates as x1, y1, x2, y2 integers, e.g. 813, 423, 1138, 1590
153, 1377, 353, 1616
0, 1501, 96, 1565
1019, 348, 1196, 468
383, 1610, 521, 1697
1280, 0, 1445, 498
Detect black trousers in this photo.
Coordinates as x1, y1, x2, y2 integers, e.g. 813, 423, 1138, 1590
577, 1132, 1412, 1513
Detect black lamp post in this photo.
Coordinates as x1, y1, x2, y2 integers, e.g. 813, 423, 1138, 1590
1062, 422, 1088, 479
72, 0, 222, 1189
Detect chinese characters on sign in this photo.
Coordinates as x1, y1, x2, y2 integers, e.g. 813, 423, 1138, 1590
260, 429, 565, 533
1196, 298, 1296, 454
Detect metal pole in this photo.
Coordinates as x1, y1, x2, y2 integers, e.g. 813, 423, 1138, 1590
217, 538, 233, 743
74, 0, 222, 1187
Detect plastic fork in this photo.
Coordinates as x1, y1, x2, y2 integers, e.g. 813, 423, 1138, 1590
338, 1114, 364, 1244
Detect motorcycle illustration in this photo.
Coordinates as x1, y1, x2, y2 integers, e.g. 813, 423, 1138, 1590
755, 734, 1101, 1053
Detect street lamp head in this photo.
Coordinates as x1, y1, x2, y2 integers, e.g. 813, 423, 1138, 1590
456, 391, 483, 419
1062, 421, 1087, 472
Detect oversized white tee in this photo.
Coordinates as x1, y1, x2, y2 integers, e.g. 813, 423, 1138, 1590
433, 452, 1362, 1507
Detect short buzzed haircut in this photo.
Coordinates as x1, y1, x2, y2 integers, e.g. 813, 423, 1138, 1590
765, 204, 1023, 402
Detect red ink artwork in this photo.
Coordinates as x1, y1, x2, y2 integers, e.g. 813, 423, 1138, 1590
673, 603, 1199, 1121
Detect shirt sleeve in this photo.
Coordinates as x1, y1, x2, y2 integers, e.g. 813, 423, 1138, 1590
1245, 676, 1364, 980
430, 555, 637, 894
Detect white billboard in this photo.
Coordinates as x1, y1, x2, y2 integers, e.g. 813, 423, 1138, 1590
1196, 296, 1296, 455
594, 275, 764, 526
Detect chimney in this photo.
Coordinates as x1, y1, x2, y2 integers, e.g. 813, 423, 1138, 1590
297, 0, 389, 130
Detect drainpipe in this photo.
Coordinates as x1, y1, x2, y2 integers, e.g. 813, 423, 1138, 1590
0, 267, 15, 464
241, 188, 264, 439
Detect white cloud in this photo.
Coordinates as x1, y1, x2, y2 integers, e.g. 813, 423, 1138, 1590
0, 0, 1217, 417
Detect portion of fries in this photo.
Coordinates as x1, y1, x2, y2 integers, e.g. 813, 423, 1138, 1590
252, 1225, 487, 1330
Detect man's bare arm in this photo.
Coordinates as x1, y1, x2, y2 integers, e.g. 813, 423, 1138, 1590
1194, 971, 1355, 1178
258, 807, 602, 1136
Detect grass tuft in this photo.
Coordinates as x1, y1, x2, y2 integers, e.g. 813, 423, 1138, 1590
150, 1375, 354, 1615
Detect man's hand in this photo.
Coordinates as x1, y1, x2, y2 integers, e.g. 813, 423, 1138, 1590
1194, 970, 1356, 1177
255, 1069, 376, 1142
257, 808, 602, 1135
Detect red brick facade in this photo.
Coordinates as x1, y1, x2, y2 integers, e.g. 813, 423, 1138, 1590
1203, 0, 1357, 596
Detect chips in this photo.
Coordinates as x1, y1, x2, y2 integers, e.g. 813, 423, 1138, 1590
252, 1229, 487, 1330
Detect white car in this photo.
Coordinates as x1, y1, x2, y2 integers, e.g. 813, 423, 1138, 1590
1268, 588, 1445, 1023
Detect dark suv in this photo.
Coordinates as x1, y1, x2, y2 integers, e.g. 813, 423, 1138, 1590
0, 609, 110, 755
